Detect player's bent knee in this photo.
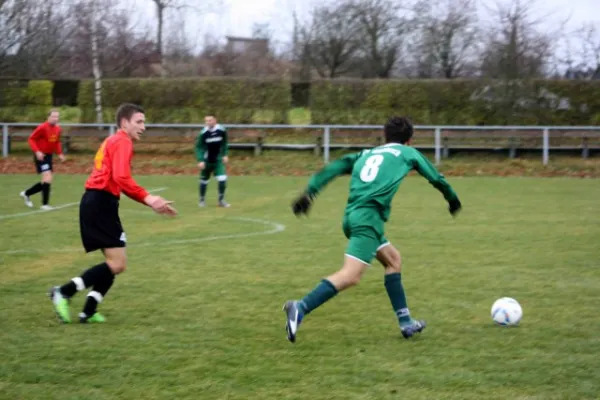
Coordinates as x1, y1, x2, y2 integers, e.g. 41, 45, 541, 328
377, 245, 402, 273
103, 248, 127, 274
42, 172, 53, 183
107, 260, 127, 274
388, 258, 401, 273
337, 255, 369, 288
346, 273, 362, 287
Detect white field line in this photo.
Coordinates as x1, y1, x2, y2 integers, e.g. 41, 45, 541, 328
0, 187, 168, 221
0, 217, 285, 255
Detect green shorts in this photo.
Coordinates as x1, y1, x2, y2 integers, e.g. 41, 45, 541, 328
200, 162, 226, 182
342, 208, 388, 265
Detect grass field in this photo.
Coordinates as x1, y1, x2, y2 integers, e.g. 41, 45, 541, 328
1, 174, 599, 400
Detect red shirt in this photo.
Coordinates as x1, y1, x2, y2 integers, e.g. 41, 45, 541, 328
28, 122, 63, 155
85, 130, 149, 204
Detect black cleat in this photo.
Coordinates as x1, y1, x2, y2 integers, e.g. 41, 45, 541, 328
401, 319, 426, 339
282, 300, 304, 343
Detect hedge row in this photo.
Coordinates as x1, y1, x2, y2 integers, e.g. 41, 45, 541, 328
310, 79, 600, 125
0, 80, 53, 107
2, 78, 600, 125
77, 78, 291, 123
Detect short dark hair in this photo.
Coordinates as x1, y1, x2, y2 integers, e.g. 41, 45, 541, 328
384, 116, 413, 144
115, 103, 144, 128
47, 109, 59, 117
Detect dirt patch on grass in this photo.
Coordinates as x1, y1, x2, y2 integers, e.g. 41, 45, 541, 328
2, 152, 599, 178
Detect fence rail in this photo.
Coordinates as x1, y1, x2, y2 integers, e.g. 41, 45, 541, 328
3, 122, 600, 165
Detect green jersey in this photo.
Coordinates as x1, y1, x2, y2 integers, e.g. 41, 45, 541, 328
195, 124, 228, 164
306, 143, 458, 221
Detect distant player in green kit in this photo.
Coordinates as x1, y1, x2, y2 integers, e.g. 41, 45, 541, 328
196, 115, 230, 207
283, 116, 462, 342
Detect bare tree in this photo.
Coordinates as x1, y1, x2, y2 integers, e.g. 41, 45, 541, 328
562, 22, 600, 78
0, 0, 73, 77
290, 11, 312, 80
63, 0, 157, 78
352, 0, 411, 78
296, 1, 361, 78
89, 0, 103, 123
479, 0, 560, 79
411, 0, 479, 78
162, 8, 195, 75
150, 0, 220, 75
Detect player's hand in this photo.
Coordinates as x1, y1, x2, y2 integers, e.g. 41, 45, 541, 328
448, 198, 462, 217
197, 162, 205, 170
59, 154, 66, 162
222, 156, 229, 164
292, 192, 315, 216
35, 151, 44, 161
145, 195, 177, 217
159, 203, 178, 216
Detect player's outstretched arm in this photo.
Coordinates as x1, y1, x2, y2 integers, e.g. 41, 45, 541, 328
111, 141, 176, 216
412, 150, 461, 216
292, 152, 361, 216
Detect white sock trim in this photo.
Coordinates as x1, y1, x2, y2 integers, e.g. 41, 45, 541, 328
200, 179, 210, 184
72, 277, 85, 291
87, 291, 103, 303
216, 175, 227, 182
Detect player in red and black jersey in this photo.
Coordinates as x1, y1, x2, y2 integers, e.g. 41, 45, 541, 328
20, 110, 66, 210
48, 103, 177, 324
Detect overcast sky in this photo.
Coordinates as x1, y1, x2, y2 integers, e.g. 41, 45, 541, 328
126, 0, 599, 52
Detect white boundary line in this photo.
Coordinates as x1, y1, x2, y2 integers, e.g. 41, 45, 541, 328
0, 202, 80, 220
0, 216, 285, 255
0, 187, 168, 221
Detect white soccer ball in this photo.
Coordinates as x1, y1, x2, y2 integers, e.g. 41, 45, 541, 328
491, 297, 522, 326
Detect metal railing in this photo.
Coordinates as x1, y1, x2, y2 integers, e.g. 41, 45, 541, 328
2, 122, 600, 165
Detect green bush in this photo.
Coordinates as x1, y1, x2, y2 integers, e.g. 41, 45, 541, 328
0, 106, 51, 122
0, 80, 53, 108
310, 79, 600, 125
77, 78, 291, 123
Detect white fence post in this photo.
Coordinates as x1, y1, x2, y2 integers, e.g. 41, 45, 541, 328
109, 125, 115, 136
543, 128, 549, 165
324, 126, 330, 164
2, 124, 8, 158
435, 127, 441, 165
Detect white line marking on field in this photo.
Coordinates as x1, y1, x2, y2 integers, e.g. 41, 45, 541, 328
0, 216, 285, 255
0, 187, 168, 221
0, 202, 80, 220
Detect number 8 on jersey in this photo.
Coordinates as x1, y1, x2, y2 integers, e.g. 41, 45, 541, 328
360, 154, 384, 182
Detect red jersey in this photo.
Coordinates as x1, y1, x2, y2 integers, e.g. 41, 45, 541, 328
28, 122, 63, 155
85, 130, 149, 204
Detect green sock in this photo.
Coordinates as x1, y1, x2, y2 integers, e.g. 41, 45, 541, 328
299, 279, 338, 314
384, 273, 412, 327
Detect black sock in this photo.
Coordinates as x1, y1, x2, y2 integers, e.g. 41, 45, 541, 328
82, 272, 115, 318
59, 262, 113, 298
25, 182, 42, 196
200, 181, 208, 200
218, 180, 226, 202
41, 183, 50, 205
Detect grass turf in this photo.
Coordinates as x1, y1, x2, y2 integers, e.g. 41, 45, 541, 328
1, 174, 599, 399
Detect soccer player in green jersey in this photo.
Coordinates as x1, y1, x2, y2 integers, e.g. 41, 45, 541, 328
195, 115, 230, 207
283, 116, 461, 342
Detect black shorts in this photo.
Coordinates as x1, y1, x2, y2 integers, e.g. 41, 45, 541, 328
34, 154, 53, 174
79, 189, 126, 253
